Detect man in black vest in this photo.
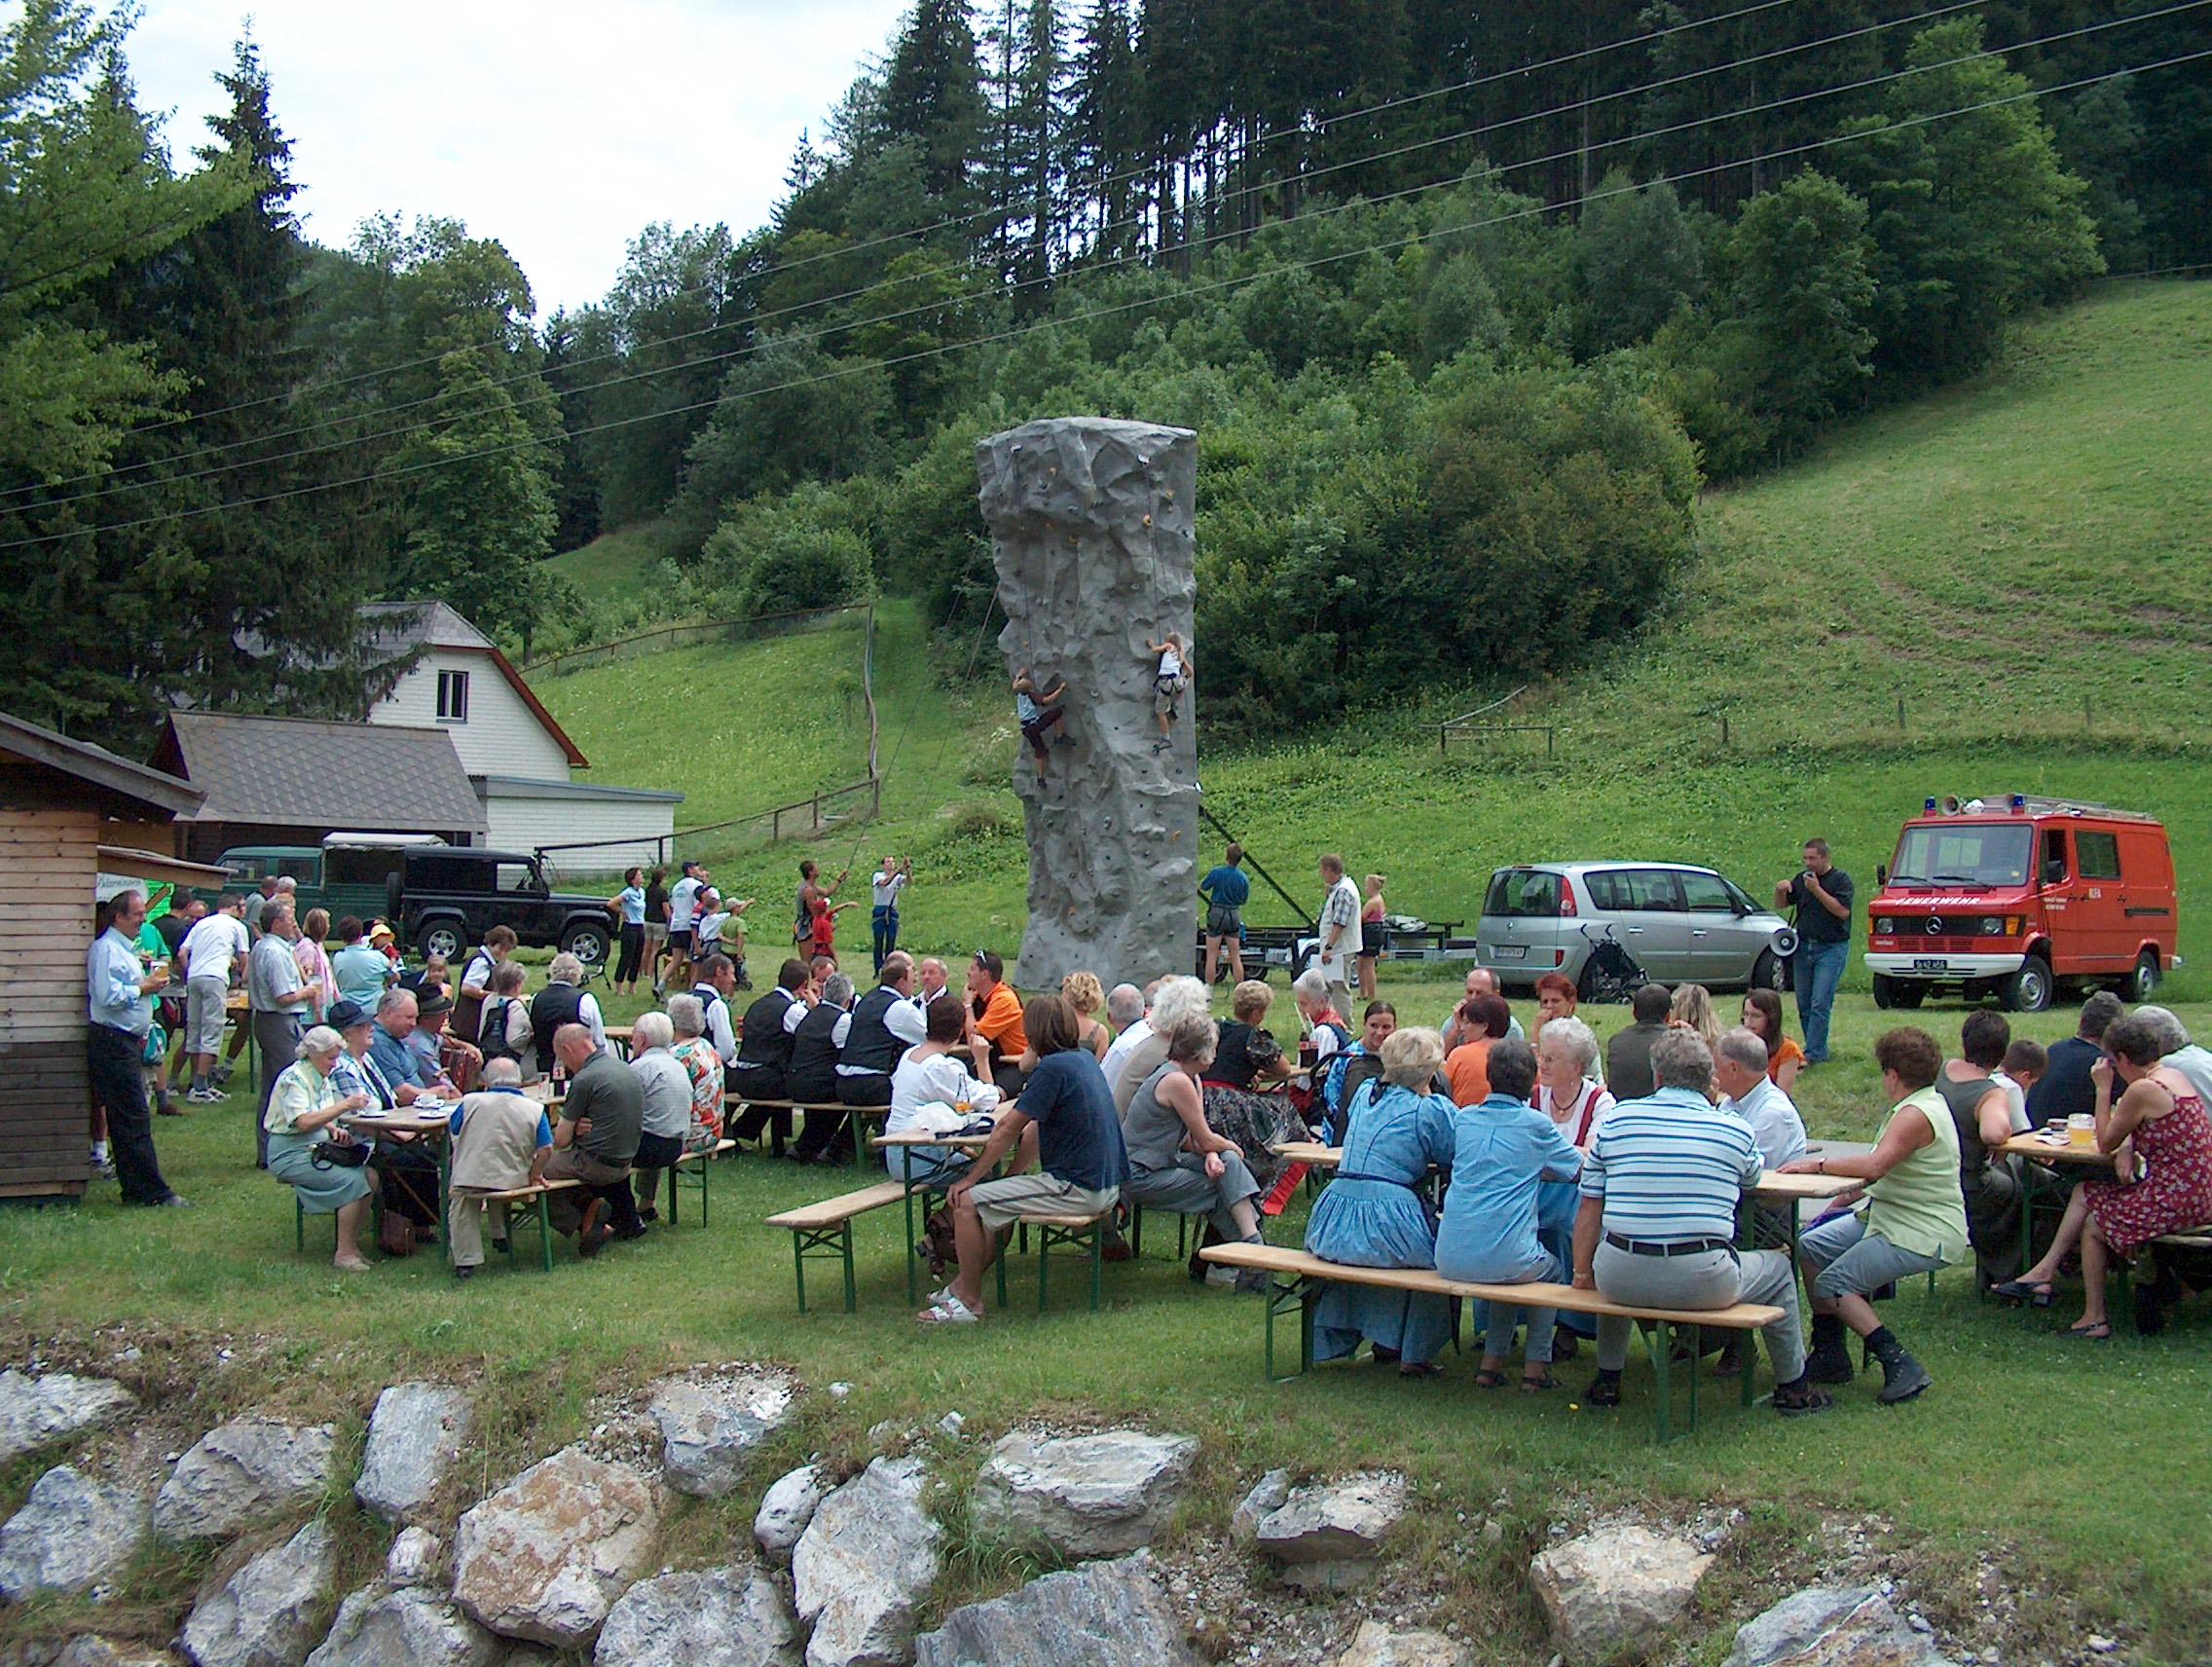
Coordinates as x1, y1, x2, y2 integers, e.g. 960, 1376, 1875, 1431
687, 952, 741, 1066
527, 953, 600, 1083
836, 952, 926, 1130
787, 972, 858, 1166
729, 958, 813, 1152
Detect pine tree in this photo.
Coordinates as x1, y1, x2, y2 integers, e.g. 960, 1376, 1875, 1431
1069, 0, 1142, 258
878, 0, 988, 228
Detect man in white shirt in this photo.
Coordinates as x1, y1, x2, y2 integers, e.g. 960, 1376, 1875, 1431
1098, 986, 1155, 1099
1314, 854, 1363, 1020
1714, 1028, 1808, 1168
178, 893, 251, 1101
686, 953, 742, 1067
86, 889, 185, 1207
870, 857, 911, 974
913, 956, 955, 1016
247, 903, 320, 1167
662, 862, 705, 991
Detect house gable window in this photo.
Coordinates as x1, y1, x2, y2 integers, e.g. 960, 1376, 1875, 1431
436, 668, 470, 723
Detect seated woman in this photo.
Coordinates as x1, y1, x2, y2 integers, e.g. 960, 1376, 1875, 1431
1208, 981, 1295, 1093
265, 1024, 377, 1272
1303, 1027, 1458, 1377
1435, 1037, 1582, 1389
1995, 1014, 2212, 1336
1444, 994, 1513, 1108
1530, 972, 1577, 1048
329, 998, 439, 1244
1740, 988, 1804, 1093
627, 1012, 693, 1222
1124, 1016, 1268, 1292
1319, 1002, 1396, 1145
885, 995, 1002, 1185
1534, 1018, 1613, 1150
1938, 1010, 2031, 1286
1061, 972, 1112, 1061
1193, 982, 1303, 1208
666, 995, 726, 1154
1669, 983, 1723, 1055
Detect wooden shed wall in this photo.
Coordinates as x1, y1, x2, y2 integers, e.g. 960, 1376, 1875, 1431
0, 808, 96, 1198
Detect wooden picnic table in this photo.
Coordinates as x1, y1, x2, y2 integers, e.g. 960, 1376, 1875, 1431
1998, 1130, 2120, 1262
604, 1024, 633, 1060
873, 1122, 1000, 1305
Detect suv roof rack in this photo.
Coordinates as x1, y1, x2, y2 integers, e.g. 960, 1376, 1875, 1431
1960, 795, 2159, 823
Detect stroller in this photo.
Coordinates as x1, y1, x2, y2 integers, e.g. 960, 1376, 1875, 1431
1576, 921, 1648, 1004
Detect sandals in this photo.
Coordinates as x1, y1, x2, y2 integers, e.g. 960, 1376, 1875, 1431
1473, 1369, 1510, 1389
1520, 1372, 1558, 1393
1990, 1278, 2055, 1308
2066, 1319, 2112, 1341
918, 1294, 981, 1325
1772, 1382, 1835, 1418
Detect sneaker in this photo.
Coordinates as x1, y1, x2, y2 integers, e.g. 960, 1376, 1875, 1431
185, 1087, 224, 1105
90, 1157, 117, 1180
154, 1195, 192, 1209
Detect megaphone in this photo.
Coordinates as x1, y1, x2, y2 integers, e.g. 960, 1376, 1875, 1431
1771, 925, 1800, 958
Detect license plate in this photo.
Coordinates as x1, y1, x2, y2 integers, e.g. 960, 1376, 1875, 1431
1266, 947, 1291, 966
1912, 957, 1947, 973
1493, 944, 1527, 960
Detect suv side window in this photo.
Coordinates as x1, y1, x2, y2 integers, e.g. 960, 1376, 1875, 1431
1679, 871, 1737, 913
1583, 871, 1618, 910
2076, 831, 2122, 881
1618, 870, 1684, 911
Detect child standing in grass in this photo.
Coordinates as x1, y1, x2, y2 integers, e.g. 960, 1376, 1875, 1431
809, 893, 858, 968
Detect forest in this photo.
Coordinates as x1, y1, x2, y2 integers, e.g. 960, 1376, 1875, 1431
2, 0, 2205, 748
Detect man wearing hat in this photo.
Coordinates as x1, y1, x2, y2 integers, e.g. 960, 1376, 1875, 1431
413, 986, 481, 1095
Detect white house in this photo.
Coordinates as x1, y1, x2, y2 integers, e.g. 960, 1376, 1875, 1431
360, 602, 681, 874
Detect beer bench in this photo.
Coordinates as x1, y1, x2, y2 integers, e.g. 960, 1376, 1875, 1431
1198, 1241, 1786, 1442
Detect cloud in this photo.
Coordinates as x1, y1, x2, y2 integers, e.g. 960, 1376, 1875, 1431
119, 0, 911, 315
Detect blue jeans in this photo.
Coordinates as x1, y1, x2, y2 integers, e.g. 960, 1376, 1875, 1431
871, 906, 898, 972
1795, 939, 1849, 1062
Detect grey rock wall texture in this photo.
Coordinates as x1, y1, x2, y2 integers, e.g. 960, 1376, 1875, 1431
977, 418, 1198, 989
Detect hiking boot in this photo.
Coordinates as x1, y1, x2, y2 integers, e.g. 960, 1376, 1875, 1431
1875, 1349, 1933, 1403
1804, 1342, 1856, 1385
1234, 1268, 1271, 1296
1773, 1380, 1835, 1417
453, 1264, 477, 1282
575, 1199, 610, 1258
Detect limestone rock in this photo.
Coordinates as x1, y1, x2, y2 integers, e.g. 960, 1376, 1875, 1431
970, 1429, 1198, 1558
1254, 1471, 1408, 1591
792, 1457, 941, 1667
153, 1419, 337, 1541
1231, 1469, 1291, 1544
754, 1464, 829, 1563
356, 1384, 471, 1525
914, 1556, 1192, 1667
977, 417, 1199, 987
648, 1374, 793, 1500
1335, 1619, 1466, 1667
386, 1526, 441, 1587
54, 1640, 176, 1667
180, 1519, 335, 1667
593, 1565, 800, 1667
306, 1585, 499, 1667
0, 1370, 136, 1463
451, 1447, 661, 1647
1724, 1585, 1957, 1667
1529, 1523, 1714, 1663
0, 1463, 149, 1599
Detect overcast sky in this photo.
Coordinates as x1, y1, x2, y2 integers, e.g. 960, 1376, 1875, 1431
117, 1, 914, 315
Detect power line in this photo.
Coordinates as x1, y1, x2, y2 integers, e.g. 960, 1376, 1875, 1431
16, 0, 2100, 516
0, 44, 2198, 556
46, 0, 1811, 453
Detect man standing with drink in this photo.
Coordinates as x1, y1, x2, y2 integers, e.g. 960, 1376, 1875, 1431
86, 890, 187, 1208
1775, 837, 1854, 1066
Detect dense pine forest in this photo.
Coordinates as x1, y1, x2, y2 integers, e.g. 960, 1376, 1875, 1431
4, 0, 2206, 748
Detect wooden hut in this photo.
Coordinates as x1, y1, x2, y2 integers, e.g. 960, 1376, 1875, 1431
0, 712, 221, 1201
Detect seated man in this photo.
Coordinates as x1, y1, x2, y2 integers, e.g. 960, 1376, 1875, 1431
787, 971, 858, 1165
1603, 983, 1674, 1102
968, 950, 1029, 1095
414, 988, 482, 1095
728, 959, 812, 1147
364, 988, 448, 1237
686, 952, 742, 1067
1714, 1027, 1808, 1167
1571, 1030, 1832, 1417
921, 994, 1126, 1325
626, 1011, 693, 1221
444, 1056, 552, 1281
544, 1022, 646, 1256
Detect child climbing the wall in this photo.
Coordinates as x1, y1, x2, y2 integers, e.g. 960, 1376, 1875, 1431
1146, 633, 1190, 753
1014, 666, 1071, 788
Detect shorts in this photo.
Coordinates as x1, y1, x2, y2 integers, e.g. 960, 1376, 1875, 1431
185, 978, 229, 1056
1356, 944, 1381, 961
1153, 675, 1187, 718
968, 1173, 1120, 1234
668, 931, 692, 952
1798, 1211, 1950, 1299
643, 921, 668, 945
1206, 906, 1243, 939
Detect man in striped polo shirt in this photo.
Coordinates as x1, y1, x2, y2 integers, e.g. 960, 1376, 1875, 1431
1570, 1029, 1831, 1417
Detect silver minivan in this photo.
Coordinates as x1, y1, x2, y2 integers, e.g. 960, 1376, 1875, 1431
1477, 863, 1794, 995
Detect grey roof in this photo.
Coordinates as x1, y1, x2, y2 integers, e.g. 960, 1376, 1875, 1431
358, 600, 496, 653
0, 710, 202, 816
474, 775, 683, 804
157, 712, 486, 833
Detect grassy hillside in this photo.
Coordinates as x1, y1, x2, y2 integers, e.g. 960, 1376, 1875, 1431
546, 518, 682, 606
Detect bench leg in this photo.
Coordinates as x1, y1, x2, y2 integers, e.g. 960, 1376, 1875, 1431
903, 1155, 920, 1309
538, 1199, 554, 1273
792, 1230, 808, 1315
1089, 1225, 1102, 1312
1038, 1225, 1050, 1314
295, 1197, 304, 1254
1129, 1201, 1143, 1259
667, 1164, 680, 1229
1742, 1332, 1755, 1408
995, 1231, 1009, 1311
700, 1154, 710, 1231
841, 1221, 856, 1315
1266, 1275, 1312, 1383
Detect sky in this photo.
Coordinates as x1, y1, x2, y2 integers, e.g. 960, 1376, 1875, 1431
116, 1, 914, 316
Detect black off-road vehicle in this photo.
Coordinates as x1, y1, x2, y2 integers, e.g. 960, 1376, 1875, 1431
392, 848, 614, 966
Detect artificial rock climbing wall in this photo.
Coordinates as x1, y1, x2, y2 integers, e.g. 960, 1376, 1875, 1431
977, 417, 1198, 989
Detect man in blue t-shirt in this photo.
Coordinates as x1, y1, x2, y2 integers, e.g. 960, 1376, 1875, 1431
1198, 843, 1253, 986
922, 994, 1127, 1325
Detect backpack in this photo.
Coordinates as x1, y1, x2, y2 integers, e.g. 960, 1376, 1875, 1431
481, 998, 521, 1063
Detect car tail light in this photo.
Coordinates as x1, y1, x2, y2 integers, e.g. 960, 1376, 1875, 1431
1558, 877, 1577, 918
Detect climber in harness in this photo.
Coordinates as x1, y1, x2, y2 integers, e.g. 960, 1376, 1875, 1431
1146, 633, 1189, 754
1013, 666, 1072, 789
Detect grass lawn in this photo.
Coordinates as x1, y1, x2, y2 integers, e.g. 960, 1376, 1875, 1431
545, 519, 682, 608
5, 979, 2211, 1661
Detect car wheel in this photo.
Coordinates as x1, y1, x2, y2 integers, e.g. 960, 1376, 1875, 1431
2003, 955, 2054, 1014
419, 920, 464, 961
1751, 950, 1784, 994
1871, 972, 1897, 1010
562, 921, 611, 966
2126, 949, 2159, 1003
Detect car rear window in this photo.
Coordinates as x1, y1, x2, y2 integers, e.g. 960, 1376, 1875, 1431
1485, 870, 1560, 918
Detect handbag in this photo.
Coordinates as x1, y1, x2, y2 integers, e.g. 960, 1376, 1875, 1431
378, 1209, 416, 1258
310, 1139, 370, 1169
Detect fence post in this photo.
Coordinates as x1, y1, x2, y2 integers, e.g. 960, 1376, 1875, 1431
1897, 694, 1906, 732
812, 793, 821, 831
772, 808, 781, 842
1546, 726, 1555, 759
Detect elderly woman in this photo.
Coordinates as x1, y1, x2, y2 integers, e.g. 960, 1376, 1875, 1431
1124, 1017, 1268, 1290
627, 1011, 693, 1221
1530, 972, 1577, 1047
265, 1025, 377, 1271
667, 994, 726, 1153
1535, 1017, 1613, 1150
1435, 1037, 1583, 1389
1061, 971, 1111, 1060
1994, 1013, 2212, 1337
1740, 989, 1804, 1093
1305, 1027, 1458, 1376
1110, 977, 1211, 1113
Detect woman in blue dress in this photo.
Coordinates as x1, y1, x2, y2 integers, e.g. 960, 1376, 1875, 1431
1304, 1027, 1457, 1377
1434, 1037, 1583, 1389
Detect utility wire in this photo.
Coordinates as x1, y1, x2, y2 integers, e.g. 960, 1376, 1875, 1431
18, 0, 2136, 515
1, 43, 2199, 555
